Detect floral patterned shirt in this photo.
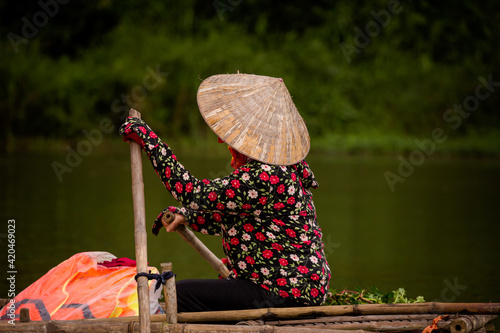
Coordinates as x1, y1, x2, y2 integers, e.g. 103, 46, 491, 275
120, 118, 331, 306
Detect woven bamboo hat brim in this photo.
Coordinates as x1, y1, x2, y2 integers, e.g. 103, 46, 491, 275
197, 74, 310, 165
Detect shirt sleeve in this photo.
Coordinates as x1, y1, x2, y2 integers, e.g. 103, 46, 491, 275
120, 117, 271, 232
153, 206, 225, 236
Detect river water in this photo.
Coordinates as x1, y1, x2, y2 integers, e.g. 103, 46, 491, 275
1, 149, 499, 306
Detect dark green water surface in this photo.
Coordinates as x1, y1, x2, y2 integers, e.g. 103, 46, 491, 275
1, 150, 499, 305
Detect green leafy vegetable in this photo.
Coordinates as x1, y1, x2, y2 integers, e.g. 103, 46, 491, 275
325, 287, 426, 306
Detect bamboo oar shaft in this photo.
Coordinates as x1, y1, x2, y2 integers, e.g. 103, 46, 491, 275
129, 108, 150, 333
162, 211, 230, 278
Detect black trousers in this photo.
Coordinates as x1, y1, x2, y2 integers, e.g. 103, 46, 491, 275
176, 279, 302, 312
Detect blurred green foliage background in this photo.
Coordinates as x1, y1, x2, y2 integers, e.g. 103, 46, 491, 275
1, 0, 499, 155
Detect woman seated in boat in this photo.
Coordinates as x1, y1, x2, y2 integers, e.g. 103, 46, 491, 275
120, 73, 331, 312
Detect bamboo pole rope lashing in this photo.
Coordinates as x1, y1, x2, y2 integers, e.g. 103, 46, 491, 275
162, 210, 230, 278
128, 108, 151, 333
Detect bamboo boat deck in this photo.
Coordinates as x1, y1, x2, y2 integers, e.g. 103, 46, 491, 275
0, 301, 498, 333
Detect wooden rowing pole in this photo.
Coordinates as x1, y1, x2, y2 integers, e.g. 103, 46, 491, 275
162, 211, 230, 278
127, 108, 228, 332
128, 108, 150, 333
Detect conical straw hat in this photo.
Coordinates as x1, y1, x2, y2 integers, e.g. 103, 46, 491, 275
197, 74, 310, 165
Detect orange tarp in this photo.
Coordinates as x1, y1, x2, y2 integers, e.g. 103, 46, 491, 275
0, 252, 161, 321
